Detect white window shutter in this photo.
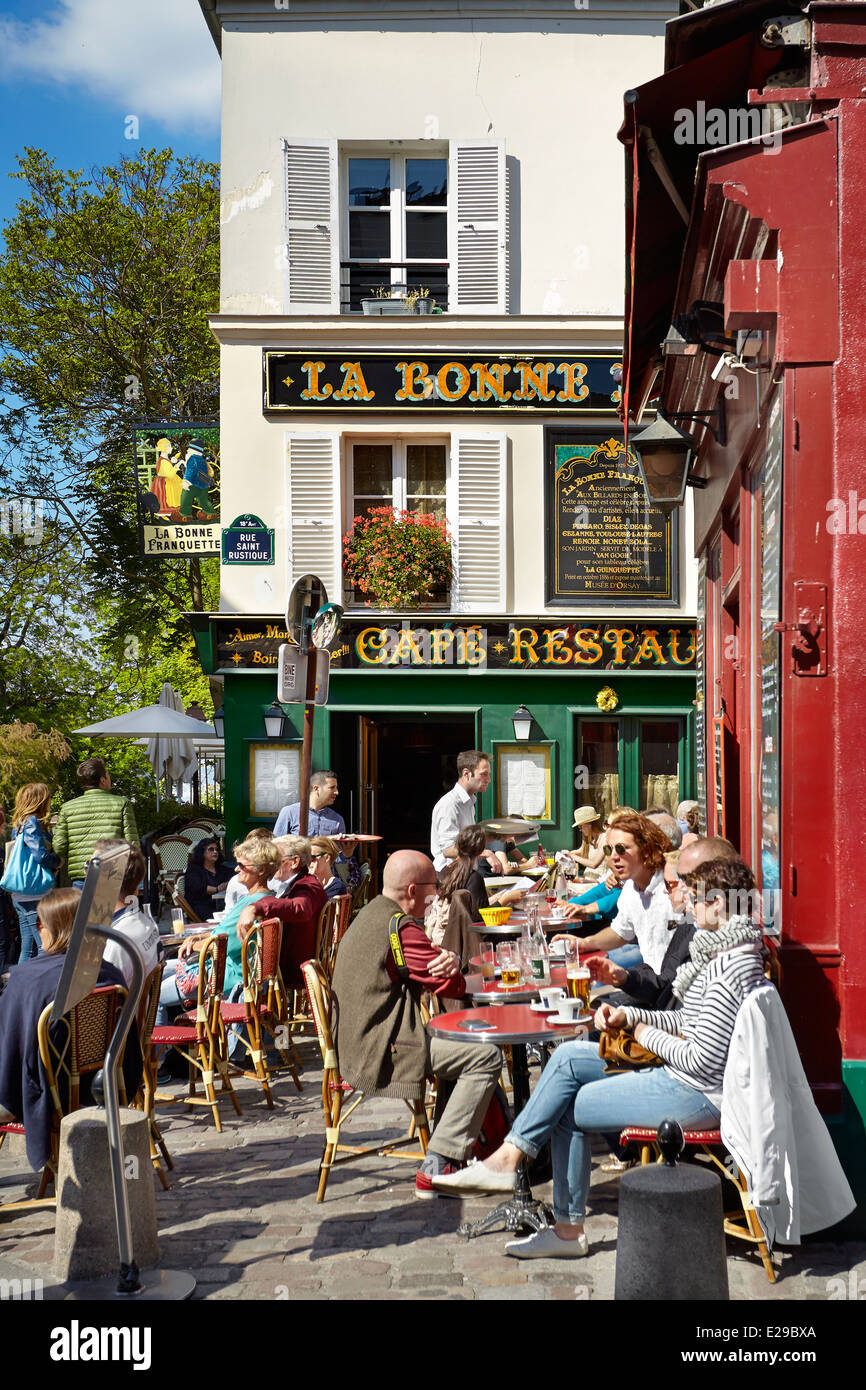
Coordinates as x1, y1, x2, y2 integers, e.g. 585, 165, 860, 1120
285, 433, 342, 600
449, 140, 507, 314
451, 433, 507, 613
283, 140, 339, 313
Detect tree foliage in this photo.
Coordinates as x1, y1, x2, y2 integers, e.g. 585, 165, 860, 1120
0, 147, 222, 760
0, 722, 72, 808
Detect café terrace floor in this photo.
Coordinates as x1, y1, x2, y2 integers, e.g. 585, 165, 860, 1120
1, 1035, 864, 1303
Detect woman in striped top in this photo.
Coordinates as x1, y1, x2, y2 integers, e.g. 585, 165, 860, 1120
432, 856, 767, 1258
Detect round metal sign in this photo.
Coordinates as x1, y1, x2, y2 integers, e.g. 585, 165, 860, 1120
286, 573, 328, 643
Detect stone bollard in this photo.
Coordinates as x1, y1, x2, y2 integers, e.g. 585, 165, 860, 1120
614, 1121, 729, 1301
54, 1109, 159, 1281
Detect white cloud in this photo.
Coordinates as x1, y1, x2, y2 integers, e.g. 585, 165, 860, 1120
0, 0, 220, 132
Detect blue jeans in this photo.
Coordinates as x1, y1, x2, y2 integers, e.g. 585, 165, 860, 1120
506, 1040, 720, 1224
607, 943, 643, 969
14, 901, 42, 960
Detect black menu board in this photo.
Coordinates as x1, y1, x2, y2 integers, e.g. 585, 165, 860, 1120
545, 430, 678, 606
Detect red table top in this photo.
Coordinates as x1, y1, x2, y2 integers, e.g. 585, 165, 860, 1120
427, 1003, 590, 1044
463, 964, 568, 996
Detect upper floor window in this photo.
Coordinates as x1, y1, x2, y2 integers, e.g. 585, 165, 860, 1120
344, 155, 448, 312
283, 139, 507, 315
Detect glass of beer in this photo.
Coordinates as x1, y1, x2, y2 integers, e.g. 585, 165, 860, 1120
496, 942, 520, 988
480, 944, 496, 989
567, 964, 591, 1010
171, 907, 185, 933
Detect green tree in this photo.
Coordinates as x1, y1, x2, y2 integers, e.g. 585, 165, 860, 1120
0, 722, 71, 808
0, 145, 220, 627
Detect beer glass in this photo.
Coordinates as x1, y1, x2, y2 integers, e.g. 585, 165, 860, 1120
479, 943, 496, 988
496, 942, 520, 988
567, 963, 591, 1009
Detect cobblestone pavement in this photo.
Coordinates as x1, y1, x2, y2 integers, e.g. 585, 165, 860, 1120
1, 1035, 864, 1303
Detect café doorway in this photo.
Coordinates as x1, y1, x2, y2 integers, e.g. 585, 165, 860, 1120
330, 711, 477, 881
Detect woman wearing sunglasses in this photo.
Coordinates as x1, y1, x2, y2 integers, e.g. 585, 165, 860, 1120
433, 855, 767, 1256
566, 814, 674, 973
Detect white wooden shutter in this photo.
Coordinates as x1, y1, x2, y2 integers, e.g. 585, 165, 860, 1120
449, 140, 507, 314
283, 139, 339, 313
451, 433, 507, 612
285, 433, 341, 599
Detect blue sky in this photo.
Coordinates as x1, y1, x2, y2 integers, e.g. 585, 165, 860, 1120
0, 0, 220, 232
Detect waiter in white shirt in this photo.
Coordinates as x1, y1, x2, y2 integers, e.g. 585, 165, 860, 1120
430, 750, 493, 873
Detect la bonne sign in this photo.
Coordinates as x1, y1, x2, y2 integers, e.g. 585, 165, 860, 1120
352, 623, 697, 668
291, 359, 591, 404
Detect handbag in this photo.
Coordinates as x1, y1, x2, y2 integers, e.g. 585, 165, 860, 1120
598, 1025, 666, 1074
0, 829, 55, 897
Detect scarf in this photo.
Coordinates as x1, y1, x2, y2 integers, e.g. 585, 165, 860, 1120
671, 914, 763, 1002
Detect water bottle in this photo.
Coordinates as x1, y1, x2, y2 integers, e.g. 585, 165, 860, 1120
555, 867, 568, 901
528, 921, 550, 986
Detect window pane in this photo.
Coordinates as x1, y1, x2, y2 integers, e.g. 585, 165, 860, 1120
353, 497, 394, 522
406, 211, 447, 260
407, 444, 446, 495
640, 720, 681, 817
407, 268, 449, 310
353, 445, 393, 497
349, 158, 390, 207
347, 267, 391, 312
349, 210, 390, 259
406, 497, 446, 522
406, 159, 447, 206
577, 720, 620, 823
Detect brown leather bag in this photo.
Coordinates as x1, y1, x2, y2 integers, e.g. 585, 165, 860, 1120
598, 1026, 666, 1074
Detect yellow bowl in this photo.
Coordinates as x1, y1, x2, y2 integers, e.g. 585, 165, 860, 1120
478, 906, 513, 927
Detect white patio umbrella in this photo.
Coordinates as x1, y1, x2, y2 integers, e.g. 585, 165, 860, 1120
146, 683, 199, 797
74, 703, 216, 810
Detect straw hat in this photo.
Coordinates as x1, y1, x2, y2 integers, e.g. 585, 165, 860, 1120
572, 806, 601, 828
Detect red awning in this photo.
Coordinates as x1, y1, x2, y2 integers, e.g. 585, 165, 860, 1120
619, 32, 780, 422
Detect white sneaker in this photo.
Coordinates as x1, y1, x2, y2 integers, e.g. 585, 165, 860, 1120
430, 1158, 518, 1196
505, 1227, 589, 1259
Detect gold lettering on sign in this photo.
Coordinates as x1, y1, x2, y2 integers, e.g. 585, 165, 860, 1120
668, 628, 696, 666
456, 627, 487, 665
395, 361, 434, 401
573, 628, 604, 665
634, 629, 666, 666
603, 628, 636, 665
510, 627, 540, 664
356, 627, 389, 664
556, 362, 589, 403
300, 361, 333, 399
430, 630, 455, 665
334, 362, 375, 401
436, 362, 471, 401
512, 361, 556, 402
469, 362, 512, 403
542, 629, 572, 665
392, 628, 428, 665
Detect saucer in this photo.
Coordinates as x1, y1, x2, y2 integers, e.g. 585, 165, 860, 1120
530, 1001, 560, 1013
548, 1012, 591, 1025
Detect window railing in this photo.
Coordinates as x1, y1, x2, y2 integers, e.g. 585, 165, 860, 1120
340, 261, 450, 314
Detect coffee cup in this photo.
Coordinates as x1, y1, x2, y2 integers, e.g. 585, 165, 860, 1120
539, 986, 565, 1010
551, 906, 565, 921
555, 996, 585, 1022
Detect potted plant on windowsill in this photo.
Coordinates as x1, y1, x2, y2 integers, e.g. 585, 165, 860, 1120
342, 507, 453, 610
361, 286, 437, 316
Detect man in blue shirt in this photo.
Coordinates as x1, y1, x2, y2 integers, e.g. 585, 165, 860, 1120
275, 769, 346, 838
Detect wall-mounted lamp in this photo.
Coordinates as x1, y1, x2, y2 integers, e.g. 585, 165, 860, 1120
211, 707, 225, 740
631, 400, 726, 513
263, 701, 289, 739
512, 704, 534, 741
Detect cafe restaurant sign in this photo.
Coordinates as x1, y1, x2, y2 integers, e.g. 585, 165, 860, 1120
263, 352, 622, 414
215, 618, 696, 673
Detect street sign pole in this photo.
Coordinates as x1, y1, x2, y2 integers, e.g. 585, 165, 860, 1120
284, 574, 342, 838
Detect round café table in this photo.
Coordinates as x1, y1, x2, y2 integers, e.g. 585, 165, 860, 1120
426, 1003, 590, 1237
462, 964, 570, 1005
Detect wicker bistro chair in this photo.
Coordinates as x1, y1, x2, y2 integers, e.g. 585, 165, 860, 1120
618, 1126, 776, 1283
221, 919, 303, 1104
149, 936, 242, 1132
301, 960, 429, 1202
152, 835, 194, 910
0, 984, 127, 1214
133, 962, 173, 1189
288, 897, 341, 1041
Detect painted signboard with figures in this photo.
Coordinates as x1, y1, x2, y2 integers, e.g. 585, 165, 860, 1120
133, 423, 220, 557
